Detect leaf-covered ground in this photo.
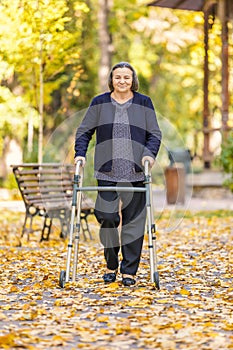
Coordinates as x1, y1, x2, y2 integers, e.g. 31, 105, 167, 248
0, 209, 232, 349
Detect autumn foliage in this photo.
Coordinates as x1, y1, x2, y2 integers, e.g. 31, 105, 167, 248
0, 209, 232, 349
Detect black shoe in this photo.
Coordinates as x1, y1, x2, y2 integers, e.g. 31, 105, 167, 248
122, 277, 136, 286
103, 272, 117, 283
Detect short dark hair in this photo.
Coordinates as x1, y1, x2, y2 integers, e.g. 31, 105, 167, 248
108, 62, 139, 92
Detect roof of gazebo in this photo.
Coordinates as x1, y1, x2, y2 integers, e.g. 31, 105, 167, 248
148, 0, 233, 18
148, 0, 206, 11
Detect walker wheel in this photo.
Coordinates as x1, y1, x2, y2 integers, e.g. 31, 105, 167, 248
154, 271, 160, 290
59, 270, 66, 288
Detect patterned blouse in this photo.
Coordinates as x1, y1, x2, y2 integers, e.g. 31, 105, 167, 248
95, 97, 144, 182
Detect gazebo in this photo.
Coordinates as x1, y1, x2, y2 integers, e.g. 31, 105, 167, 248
148, 0, 233, 168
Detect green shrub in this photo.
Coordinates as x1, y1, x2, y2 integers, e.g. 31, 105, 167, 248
220, 130, 233, 192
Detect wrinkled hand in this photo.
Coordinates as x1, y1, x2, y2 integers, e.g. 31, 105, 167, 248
142, 156, 155, 168
74, 156, 86, 167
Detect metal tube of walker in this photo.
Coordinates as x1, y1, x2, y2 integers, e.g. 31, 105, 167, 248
144, 160, 156, 283
72, 161, 83, 281
65, 160, 82, 282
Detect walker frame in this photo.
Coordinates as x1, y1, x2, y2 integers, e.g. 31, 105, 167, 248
59, 160, 160, 289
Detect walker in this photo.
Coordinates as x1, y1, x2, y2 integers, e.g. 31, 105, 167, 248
59, 160, 160, 289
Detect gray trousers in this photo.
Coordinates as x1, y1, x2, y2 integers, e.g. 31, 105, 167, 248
94, 180, 146, 275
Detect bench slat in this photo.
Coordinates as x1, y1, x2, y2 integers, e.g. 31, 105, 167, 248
26, 192, 72, 200
21, 186, 73, 195
15, 169, 73, 176
18, 180, 72, 187
16, 175, 73, 182
12, 163, 74, 167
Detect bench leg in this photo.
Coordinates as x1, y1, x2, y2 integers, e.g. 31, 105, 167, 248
60, 220, 69, 239
22, 211, 35, 240
58, 209, 70, 239
41, 216, 52, 241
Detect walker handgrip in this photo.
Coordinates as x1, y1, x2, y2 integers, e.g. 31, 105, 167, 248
144, 160, 149, 176
75, 160, 83, 176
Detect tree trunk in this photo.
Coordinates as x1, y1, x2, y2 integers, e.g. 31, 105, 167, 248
38, 0, 44, 164
38, 47, 43, 164
98, 0, 113, 92
203, 9, 211, 169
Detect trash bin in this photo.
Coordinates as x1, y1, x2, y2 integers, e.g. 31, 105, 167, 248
165, 163, 185, 204
167, 148, 192, 173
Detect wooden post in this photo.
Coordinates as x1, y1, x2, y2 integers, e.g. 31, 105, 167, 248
219, 0, 229, 132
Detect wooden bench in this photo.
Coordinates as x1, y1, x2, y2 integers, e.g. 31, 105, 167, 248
12, 163, 94, 241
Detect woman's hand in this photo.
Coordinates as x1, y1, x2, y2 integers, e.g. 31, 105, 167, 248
74, 156, 86, 167
142, 156, 155, 168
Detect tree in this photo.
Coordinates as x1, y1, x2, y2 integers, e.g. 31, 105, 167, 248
0, 0, 230, 173
0, 0, 88, 162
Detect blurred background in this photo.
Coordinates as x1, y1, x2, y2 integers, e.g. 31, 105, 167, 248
0, 0, 232, 197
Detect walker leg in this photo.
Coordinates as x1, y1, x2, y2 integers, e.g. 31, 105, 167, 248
154, 271, 160, 290
59, 204, 76, 288
72, 162, 84, 281
65, 206, 76, 282
144, 160, 160, 290
59, 161, 82, 288
59, 270, 66, 288
147, 221, 160, 290
147, 212, 157, 287
72, 189, 83, 281
152, 226, 160, 290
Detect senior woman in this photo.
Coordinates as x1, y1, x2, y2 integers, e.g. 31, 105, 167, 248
75, 62, 161, 286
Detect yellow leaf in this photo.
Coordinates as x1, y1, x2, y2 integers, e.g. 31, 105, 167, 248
156, 299, 169, 304
22, 285, 31, 291
115, 323, 131, 335
43, 280, 55, 288
190, 278, 201, 284
17, 311, 38, 321
180, 288, 191, 296
2, 305, 11, 310
52, 335, 67, 344
22, 304, 31, 310
0, 334, 16, 347
0, 312, 7, 320
78, 344, 89, 348
16, 274, 25, 280
223, 323, 233, 331
203, 321, 214, 327
33, 282, 42, 289
96, 315, 109, 323
101, 282, 119, 291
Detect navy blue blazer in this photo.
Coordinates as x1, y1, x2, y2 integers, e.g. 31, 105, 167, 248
75, 91, 162, 173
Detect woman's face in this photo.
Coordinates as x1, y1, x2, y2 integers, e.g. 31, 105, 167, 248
112, 67, 133, 94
